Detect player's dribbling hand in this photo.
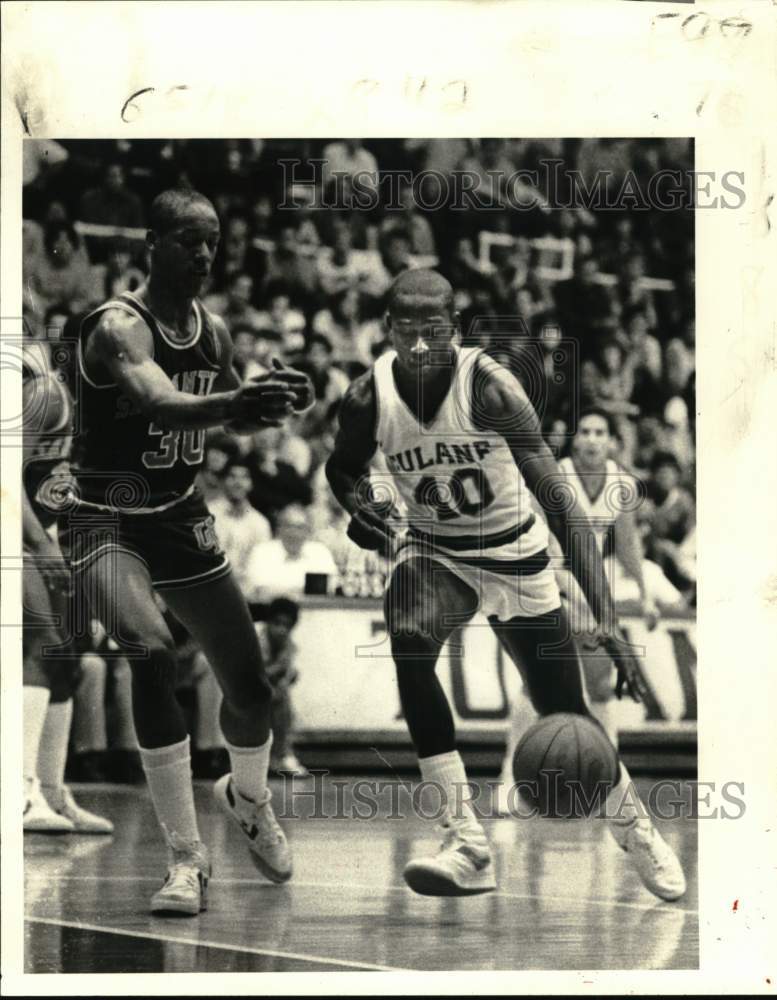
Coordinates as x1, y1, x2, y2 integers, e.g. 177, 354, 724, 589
271, 358, 315, 413
586, 626, 650, 703
347, 508, 400, 557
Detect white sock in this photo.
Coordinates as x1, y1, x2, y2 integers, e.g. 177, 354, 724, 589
226, 734, 272, 804
418, 750, 483, 835
38, 699, 74, 809
24, 686, 51, 783
604, 762, 649, 828
140, 736, 201, 845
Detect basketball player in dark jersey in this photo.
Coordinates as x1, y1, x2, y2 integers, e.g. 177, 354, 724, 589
326, 269, 685, 901
60, 188, 313, 915
22, 345, 113, 834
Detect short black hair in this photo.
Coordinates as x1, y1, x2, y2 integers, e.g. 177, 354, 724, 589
267, 597, 300, 627
44, 222, 79, 254
651, 450, 682, 474
149, 188, 217, 236
386, 268, 454, 315
219, 456, 254, 480
577, 406, 616, 437
307, 333, 333, 354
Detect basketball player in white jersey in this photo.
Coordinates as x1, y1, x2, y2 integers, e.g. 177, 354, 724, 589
22, 344, 113, 834
326, 270, 685, 901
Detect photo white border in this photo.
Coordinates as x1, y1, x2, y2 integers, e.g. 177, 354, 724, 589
2, 1, 776, 994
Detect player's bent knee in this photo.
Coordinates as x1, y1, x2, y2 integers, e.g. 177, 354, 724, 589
391, 628, 441, 662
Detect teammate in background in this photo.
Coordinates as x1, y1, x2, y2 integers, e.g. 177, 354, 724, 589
61, 188, 313, 915
22, 345, 113, 834
495, 407, 658, 812
326, 270, 685, 901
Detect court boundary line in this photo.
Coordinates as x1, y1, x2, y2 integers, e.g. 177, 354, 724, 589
24, 874, 699, 915
24, 916, 408, 973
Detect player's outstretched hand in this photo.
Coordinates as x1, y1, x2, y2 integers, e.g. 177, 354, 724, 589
585, 626, 650, 703
230, 377, 295, 426
271, 358, 315, 413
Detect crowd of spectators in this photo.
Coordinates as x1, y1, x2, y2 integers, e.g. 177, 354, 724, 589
23, 138, 696, 778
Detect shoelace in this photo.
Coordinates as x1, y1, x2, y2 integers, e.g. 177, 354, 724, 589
255, 804, 284, 847
163, 862, 202, 897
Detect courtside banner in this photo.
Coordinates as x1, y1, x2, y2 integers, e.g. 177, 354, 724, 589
291, 599, 696, 743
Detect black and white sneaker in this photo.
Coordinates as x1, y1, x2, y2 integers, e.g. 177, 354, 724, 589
214, 774, 292, 883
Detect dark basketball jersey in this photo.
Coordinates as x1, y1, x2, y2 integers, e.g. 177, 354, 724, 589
76, 291, 223, 509
23, 355, 74, 529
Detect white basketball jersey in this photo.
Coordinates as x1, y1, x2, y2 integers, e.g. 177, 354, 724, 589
558, 456, 634, 553
373, 346, 548, 560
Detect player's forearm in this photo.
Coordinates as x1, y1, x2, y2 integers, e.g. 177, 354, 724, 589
615, 527, 648, 602
325, 456, 367, 516
550, 502, 616, 628
148, 389, 238, 431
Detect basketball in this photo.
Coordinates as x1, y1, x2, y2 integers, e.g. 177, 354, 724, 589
512, 713, 619, 818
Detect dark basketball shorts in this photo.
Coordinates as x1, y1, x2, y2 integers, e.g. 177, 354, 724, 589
58, 487, 230, 591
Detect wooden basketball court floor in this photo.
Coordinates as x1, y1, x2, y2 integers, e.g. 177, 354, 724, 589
24, 774, 698, 974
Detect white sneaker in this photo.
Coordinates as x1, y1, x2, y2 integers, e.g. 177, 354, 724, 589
150, 833, 210, 916
214, 774, 292, 883
611, 818, 687, 901
404, 822, 497, 897
24, 778, 74, 834
492, 780, 516, 818
48, 786, 114, 835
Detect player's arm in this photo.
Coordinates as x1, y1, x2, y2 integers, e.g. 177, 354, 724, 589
613, 505, 658, 629
474, 360, 648, 701
325, 373, 398, 552
88, 309, 295, 431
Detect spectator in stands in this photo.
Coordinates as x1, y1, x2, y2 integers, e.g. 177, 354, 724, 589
227, 325, 264, 381
261, 224, 319, 306
197, 432, 240, 505
316, 220, 363, 297
78, 161, 145, 236
643, 452, 696, 593
374, 230, 412, 297
380, 179, 437, 258
253, 286, 307, 358
92, 236, 146, 300
247, 429, 312, 521
209, 457, 272, 594
258, 598, 307, 776
25, 222, 94, 316
617, 252, 658, 329
321, 139, 379, 205
581, 336, 639, 463
210, 213, 265, 291
204, 271, 264, 332
554, 254, 617, 354
246, 503, 337, 602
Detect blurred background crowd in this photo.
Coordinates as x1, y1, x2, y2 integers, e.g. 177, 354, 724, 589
22, 138, 696, 780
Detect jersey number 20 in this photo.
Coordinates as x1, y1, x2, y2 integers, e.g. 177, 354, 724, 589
414, 466, 495, 521
142, 424, 204, 469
